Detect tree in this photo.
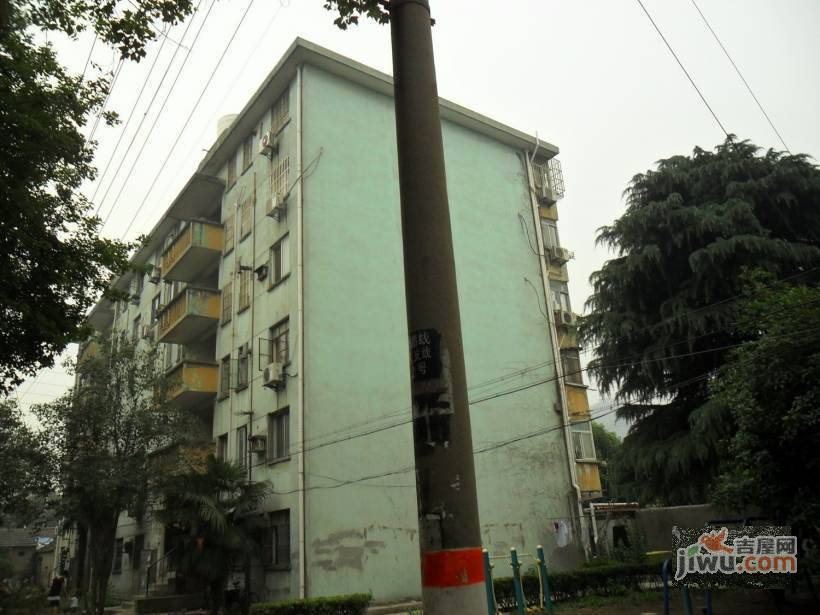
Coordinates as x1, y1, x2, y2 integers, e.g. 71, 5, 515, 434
580, 137, 820, 504
36, 338, 195, 614
322, 0, 388, 29
710, 275, 820, 544
156, 457, 269, 615
0, 398, 54, 524
591, 422, 620, 499
0, 0, 196, 393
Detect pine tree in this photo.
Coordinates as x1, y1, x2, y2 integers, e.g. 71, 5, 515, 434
580, 137, 820, 503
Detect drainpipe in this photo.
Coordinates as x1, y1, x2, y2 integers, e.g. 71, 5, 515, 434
248, 174, 258, 484
524, 156, 589, 560
295, 63, 307, 600
589, 502, 599, 556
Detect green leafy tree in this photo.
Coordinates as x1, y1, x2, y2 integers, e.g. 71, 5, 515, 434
322, 0, 388, 29
0, 0, 196, 393
591, 422, 620, 499
580, 137, 820, 504
36, 338, 193, 614
710, 275, 820, 545
0, 398, 55, 524
156, 457, 269, 615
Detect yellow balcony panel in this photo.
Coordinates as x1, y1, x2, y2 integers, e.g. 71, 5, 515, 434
559, 328, 580, 350
539, 204, 558, 221
157, 288, 220, 344
566, 385, 590, 419
161, 221, 224, 283
150, 442, 212, 476
167, 360, 218, 408
577, 461, 602, 498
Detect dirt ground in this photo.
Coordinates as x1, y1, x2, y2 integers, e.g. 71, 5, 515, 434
556, 589, 818, 615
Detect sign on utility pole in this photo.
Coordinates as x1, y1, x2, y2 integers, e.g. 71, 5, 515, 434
389, 1, 485, 612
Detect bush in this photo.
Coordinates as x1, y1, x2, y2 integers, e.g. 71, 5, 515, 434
250, 593, 372, 615
493, 560, 663, 611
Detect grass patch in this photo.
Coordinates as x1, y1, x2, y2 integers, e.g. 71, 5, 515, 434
554, 589, 662, 610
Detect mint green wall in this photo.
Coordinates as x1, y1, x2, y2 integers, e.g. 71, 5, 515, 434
301, 65, 578, 602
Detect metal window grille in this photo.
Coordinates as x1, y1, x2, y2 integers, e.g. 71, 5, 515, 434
272, 156, 289, 198
239, 198, 253, 239
223, 213, 235, 254
236, 425, 247, 468
221, 280, 233, 324
267, 409, 290, 461
238, 270, 251, 312
271, 94, 289, 135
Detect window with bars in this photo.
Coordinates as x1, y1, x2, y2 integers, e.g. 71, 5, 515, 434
227, 150, 237, 187
238, 269, 251, 312
223, 212, 235, 254
271, 156, 289, 199
242, 134, 254, 172
550, 281, 571, 313
221, 280, 233, 324
269, 234, 290, 288
217, 433, 228, 460
239, 198, 252, 240
561, 350, 584, 385
236, 425, 247, 469
571, 421, 596, 460
151, 294, 161, 323
261, 510, 291, 569
267, 408, 289, 462
271, 93, 289, 135
237, 343, 250, 390
268, 319, 289, 365
219, 355, 231, 399
132, 315, 141, 341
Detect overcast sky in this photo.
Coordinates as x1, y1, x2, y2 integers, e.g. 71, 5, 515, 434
17, 0, 820, 436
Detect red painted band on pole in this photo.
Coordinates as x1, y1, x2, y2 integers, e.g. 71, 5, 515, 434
422, 548, 485, 588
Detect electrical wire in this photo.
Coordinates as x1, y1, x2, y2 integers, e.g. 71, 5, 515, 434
80, 32, 98, 80
119, 0, 260, 239
90, 26, 172, 210
86, 58, 125, 145
634, 0, 728, 137
689, 0, 790, 153
95, 0, 212, 221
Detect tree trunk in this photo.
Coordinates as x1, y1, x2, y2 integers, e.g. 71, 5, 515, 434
88, 514, 119, 615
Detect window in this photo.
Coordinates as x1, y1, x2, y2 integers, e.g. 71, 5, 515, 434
267, 408, 290, 462
217, 433, 228, 460
271, 93, 289, 135
562, 350, 583, 385
236, 425, 247, 469
541, 218, 559, 249
571, 422, 596, 460
133, 534, 144, 570
135, 273, 145, 297
227, 150, 237, 187
113, 538, 124, 574
150, 294, 161, 323
239, 197, 253, 240
262, 510, 290, 569
132, 315, 141, 341
219, 355, 231, 399
221, 280, 233, 324
271, 156, 290, 199
237, 343, 250, 390
223, 212, 235, 254
238, 269, 251, 312
269, 234, 290, 287
550, 281, 571, 313
242, 134, 254, 171
268, 319, 289, 365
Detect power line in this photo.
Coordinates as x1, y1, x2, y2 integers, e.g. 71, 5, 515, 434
119, 0, 260, 239
634, 0, 728, 137
86, 58, 125, 145
80, 32, 97, 79
95, 0, 212, 220
689, 0, 791, 153
91, 28, 172, 210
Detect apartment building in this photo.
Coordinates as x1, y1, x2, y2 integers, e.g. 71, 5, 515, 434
80, 39, 600, 603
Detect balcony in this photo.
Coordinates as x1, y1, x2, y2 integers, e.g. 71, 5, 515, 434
161, 221, 224, 283
156, 288, 220, 344
576, 461, 602, 498
166, 360, 219, 408
566, 386, 590, 418
150, 442, 213, 476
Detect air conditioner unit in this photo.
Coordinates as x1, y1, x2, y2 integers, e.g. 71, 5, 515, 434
266, 192, 288, 220
262, 361, 285, 390
130, 294, 140, 305
259, 131, 279, 158
548, 246, 575, 265
249, 435, 267, 454
559, 310, 576, 326
149, 274, 161, 284
538, 183, 557, 206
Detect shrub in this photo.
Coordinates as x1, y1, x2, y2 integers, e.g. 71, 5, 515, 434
492, 560, 664, 610
250, 593, 372, 615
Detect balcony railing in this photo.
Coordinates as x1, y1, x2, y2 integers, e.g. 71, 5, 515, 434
576, 461, 602, 497
161, 221, 224, 283
166, 360, 219, 409
156, 288, 220, 344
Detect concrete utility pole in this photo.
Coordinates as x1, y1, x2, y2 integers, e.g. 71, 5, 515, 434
389, 1, 485, 612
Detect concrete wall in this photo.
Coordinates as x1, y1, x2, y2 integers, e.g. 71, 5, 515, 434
636, 504, 737, 552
